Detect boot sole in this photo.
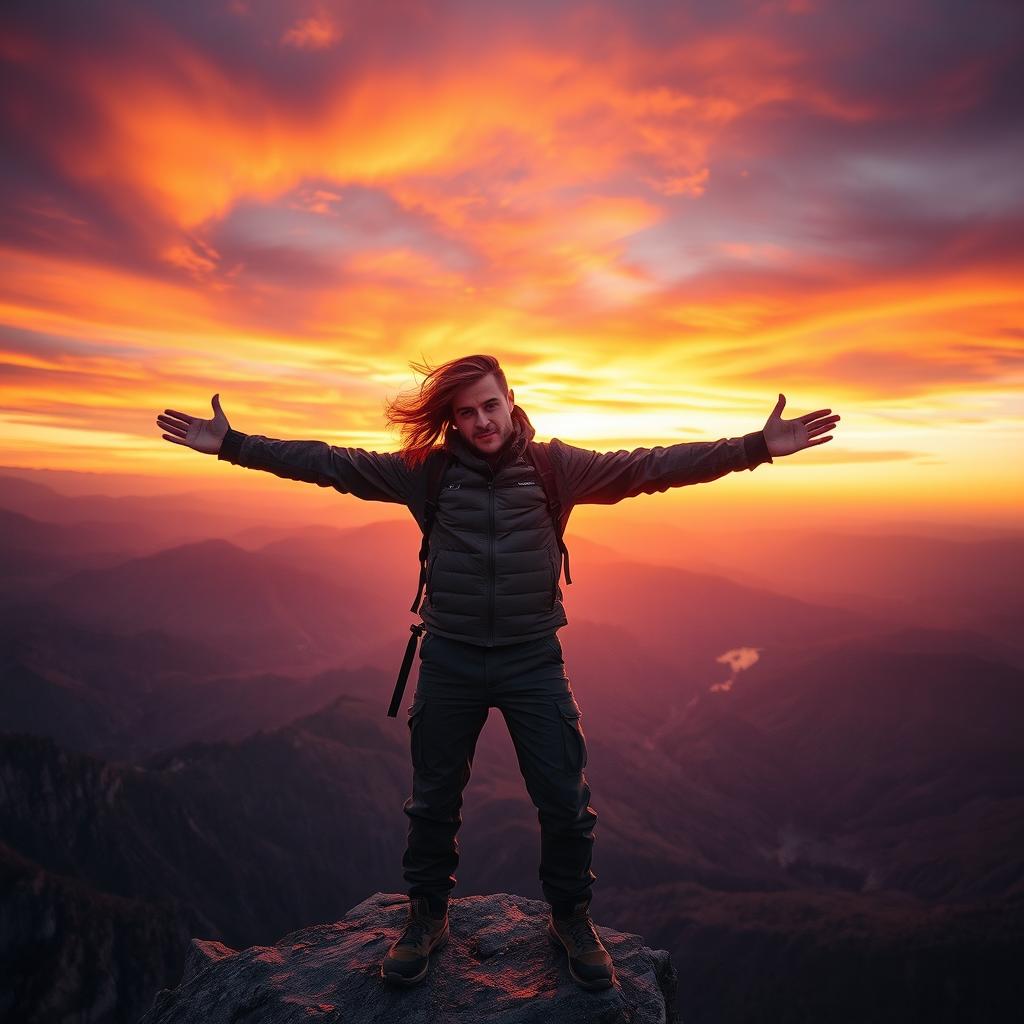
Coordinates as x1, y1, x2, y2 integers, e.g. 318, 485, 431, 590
547, 921, 615, 991
381, 920, 450, 987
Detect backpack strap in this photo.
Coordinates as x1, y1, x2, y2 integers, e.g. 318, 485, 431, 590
525, 441, 573, 586
389, 449, 452, 718
410, 448, 454, 614
387, 621, 426, 718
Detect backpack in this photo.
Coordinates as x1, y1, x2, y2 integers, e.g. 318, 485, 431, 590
386, 441, 573, 717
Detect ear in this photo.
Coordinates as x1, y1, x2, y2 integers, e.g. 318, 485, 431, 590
508, 388, 514, 410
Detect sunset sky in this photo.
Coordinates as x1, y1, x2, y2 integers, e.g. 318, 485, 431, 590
1, 0, 1022, 526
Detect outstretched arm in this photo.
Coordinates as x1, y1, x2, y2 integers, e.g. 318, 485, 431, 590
550, 394, 839, 506
156, 395, 413, 504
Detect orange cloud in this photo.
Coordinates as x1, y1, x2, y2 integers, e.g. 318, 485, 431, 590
281, 12, 344, 51
0, 1, 1021, 522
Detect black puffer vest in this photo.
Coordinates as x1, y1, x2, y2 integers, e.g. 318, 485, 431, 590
418, 407, 567, 647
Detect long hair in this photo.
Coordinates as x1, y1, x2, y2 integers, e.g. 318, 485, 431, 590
384, 354, 510, 469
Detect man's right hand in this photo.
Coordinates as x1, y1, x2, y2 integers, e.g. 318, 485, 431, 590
156, 394, 231, 455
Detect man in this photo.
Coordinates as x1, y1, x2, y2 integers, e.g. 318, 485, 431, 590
156, 354, 839, 991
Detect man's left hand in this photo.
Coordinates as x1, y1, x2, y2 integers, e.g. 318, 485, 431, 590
763, 394, 840, 458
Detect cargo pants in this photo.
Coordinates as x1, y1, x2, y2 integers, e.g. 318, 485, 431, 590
402, 630, 598, 917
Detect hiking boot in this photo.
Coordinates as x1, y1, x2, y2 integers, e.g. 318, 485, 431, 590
547, 900, 616, 990
381, 896, 449, 986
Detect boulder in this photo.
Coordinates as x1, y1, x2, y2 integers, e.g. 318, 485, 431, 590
140, 891, 679, 1023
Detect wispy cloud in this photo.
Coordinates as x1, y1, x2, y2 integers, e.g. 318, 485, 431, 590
0, 0, 1021, 509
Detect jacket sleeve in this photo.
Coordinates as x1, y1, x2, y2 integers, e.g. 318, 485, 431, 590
548, 430, 772, 506
217, 428, 414, 505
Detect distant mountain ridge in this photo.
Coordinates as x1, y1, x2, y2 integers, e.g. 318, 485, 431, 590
3, 486, 1024, 1022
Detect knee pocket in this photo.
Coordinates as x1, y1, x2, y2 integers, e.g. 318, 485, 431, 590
554, 695, 588, 773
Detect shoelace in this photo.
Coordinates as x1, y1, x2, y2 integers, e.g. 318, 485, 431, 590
398, 908, 442, 949
562, 913, 600, 951
398, 917, 430, 948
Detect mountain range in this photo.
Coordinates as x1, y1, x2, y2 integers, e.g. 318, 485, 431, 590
1, 474, 1022, 1022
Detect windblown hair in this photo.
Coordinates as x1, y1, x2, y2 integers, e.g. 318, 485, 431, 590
384, 354, 509, 469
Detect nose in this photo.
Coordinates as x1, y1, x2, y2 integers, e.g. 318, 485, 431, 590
475, 412, 491, 432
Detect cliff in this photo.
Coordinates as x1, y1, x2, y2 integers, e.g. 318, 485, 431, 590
139, 891, 679, 1023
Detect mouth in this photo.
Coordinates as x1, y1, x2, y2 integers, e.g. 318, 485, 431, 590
476, 430, 497, 439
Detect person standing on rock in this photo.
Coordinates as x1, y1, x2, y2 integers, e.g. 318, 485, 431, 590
156, 353, 839, 991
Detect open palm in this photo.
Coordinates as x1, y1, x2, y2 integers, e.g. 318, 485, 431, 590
763, 394, 840, 458
156, 394, 231, 455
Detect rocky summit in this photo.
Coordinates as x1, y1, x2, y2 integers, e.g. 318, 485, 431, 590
139, 891, 679, 1023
